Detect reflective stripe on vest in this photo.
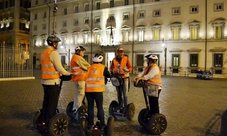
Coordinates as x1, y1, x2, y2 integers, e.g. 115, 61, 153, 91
143, 64, 162, 87
111, 56, 130, 78
85, 64, 105, 92
70, 54, 87, 81
40, 48, 60, 79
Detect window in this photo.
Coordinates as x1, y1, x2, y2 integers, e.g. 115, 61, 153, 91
214, 54, 223, 67
35, 0, 38, 5
85, 4, 89, 11
138, 30, 144, 42
214, 3, 224, 12
123, 13, 129, 20
125, 0, 129, 5
43, 12, 46, 18
188, 20, 200, 40
215, 26, 223, 39
153, 29, 160, 41
211, 18, 225, 39
136, 54, 144, 67
33, 39, 37, 47
64, 8, 67, 15
34, 14, 37, 20
33, 25, 37, 31
63, 21, 67, 27
153, 10, 161, 17
95, 17, 100, 23
84, 34, 88, 44
172, 28, 180, 40
42, 39, 46, 46
110, 0, 114, 8
42, 24, 46, 30
75, 6, 79, 13
109, 15, 115, 21
172, 7, 180, 15
96, 2, 100, 9
74, 20, 78, 26
139, 0, 145, 4
139, 11, 145, 18
95, 34, 100, 44
190, 6, 199, 14
172, 54, 180, 67
190, 54, 198, 67
84, 18, 89, 24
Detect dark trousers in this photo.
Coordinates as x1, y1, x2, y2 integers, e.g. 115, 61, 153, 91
85, 92, 105, 126
148, 89, 161, 115
41, 84, 60, 123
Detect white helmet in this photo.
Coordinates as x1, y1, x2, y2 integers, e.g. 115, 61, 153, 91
92, 53, 103, 62
145, 54, 158, 63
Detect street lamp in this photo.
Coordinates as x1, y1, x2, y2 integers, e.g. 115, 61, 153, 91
162, 38, 167, 75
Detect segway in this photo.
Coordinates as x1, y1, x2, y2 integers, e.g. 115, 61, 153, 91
66, 100, 88, 123
135, 80, 167, 135
80, 115, 114, 136
109, 74, 135, 120
33, 75, 71, 136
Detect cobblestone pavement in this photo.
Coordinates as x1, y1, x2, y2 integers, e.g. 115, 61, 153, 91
0, 69, 227, 136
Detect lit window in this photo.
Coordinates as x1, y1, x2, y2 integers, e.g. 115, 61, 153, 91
95, 34, 100, 44
211, 18, 225, 39
170, 22, 181, 40
84, 34, 88, 44
172, 54, 180, 67
138, 30, 144, 42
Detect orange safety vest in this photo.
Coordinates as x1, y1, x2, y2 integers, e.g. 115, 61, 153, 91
85, 63, 105, 92
142, 64, 162, 87
111, 56, 130, 78
40, 48, 60, 79
71, 54, 87, 81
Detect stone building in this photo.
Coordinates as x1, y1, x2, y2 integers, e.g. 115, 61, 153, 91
29, 0, 227, 77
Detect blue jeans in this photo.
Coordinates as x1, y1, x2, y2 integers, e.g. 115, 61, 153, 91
116, 78, 128, 108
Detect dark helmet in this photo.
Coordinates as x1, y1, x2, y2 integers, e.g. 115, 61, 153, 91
92, 53, 103, 62
145, 54, 158, 63
46, 35, 61, 46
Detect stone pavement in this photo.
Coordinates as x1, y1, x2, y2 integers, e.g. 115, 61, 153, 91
0, 68, 227, 136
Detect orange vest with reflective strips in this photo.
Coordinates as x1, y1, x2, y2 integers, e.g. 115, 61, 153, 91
85, 63, 105, 92
71, 54, 87, 81
111, 56, 130, 78
40, 48, 60, 79
142, 64, 162, 87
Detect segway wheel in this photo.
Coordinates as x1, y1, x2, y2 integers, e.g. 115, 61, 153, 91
48, 113, 69, 136
77, 105, 88, 123
138, 108, 147, 127
80, 118, 87, 131
109, 101, 119, 117
66, 101, 74, 118
33, 110, 41, 129
106, 116, 114, 136
126, 103, 135, 121
147, 113, 167, 135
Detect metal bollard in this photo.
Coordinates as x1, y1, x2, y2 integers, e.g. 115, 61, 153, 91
220, 109, 227, 136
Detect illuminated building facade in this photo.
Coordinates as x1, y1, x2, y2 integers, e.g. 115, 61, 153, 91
29, 0, 227, 77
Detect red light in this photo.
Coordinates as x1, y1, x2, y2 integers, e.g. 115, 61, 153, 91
42, 122, 46, 126
94, 127, 98, 131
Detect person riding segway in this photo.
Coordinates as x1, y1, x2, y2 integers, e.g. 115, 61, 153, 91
66, 46, 90, 123
33, 35, 71, 136
132, 54, 167, 135
80, 53, 114, 136
109, 47, 135, 121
